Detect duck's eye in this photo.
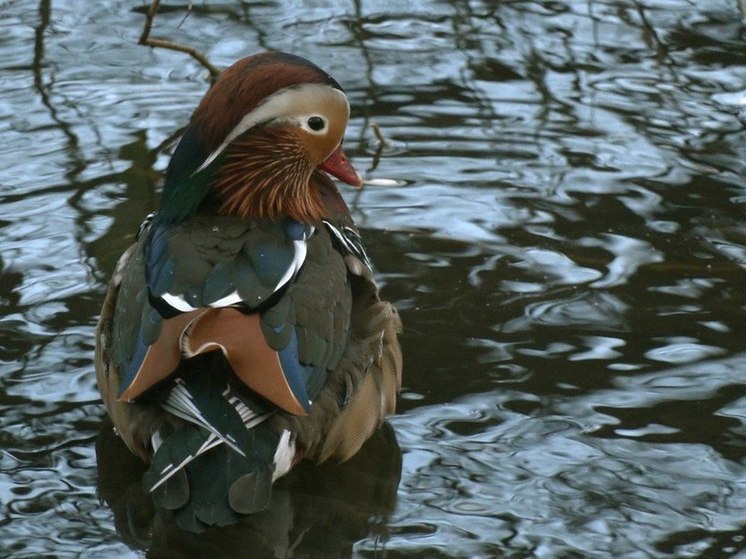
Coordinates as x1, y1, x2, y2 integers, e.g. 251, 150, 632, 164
307, 116, 326, 131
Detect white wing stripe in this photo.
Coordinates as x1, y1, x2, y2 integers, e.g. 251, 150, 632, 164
209, 290, 242, 308
161, 292, 197, 312
272, 239, 307, 294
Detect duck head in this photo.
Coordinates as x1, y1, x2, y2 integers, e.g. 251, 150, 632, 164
159, 51, 362, 224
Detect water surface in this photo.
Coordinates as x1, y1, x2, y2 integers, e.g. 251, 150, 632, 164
3, 0, 746, 557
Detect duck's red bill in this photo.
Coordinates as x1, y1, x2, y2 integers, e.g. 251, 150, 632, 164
319, 144, 363, 187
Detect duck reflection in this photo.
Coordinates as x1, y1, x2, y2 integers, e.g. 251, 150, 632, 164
96, 419, 402, 558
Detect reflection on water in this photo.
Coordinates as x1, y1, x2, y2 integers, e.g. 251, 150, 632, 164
3, 0, 746, 557
96, 420, 401, 558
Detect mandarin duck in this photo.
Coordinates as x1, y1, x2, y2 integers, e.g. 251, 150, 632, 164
95, 51, 402, 532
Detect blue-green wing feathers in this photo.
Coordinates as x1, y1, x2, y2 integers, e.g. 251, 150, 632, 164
98, 196, 392, 532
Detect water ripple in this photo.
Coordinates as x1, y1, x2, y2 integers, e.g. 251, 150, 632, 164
4, 0, 746, 557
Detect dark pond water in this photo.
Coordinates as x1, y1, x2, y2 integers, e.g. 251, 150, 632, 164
3, 0, 746, 557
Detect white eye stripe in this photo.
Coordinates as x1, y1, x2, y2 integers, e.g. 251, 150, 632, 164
271, 114, 328, 135
192, 84, 348, 175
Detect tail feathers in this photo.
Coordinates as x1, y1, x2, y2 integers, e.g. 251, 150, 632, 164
176, 443, 274, 530
142, 426, 212, 510
143, 422, 282, 531
227, 464, 273, 514
160, 378, 273, 456
141, 373, 292, 531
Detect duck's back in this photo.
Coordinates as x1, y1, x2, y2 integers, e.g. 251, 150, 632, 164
96, 179, 401, 530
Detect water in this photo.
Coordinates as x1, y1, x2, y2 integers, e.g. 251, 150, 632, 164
2, 0, 746, 557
